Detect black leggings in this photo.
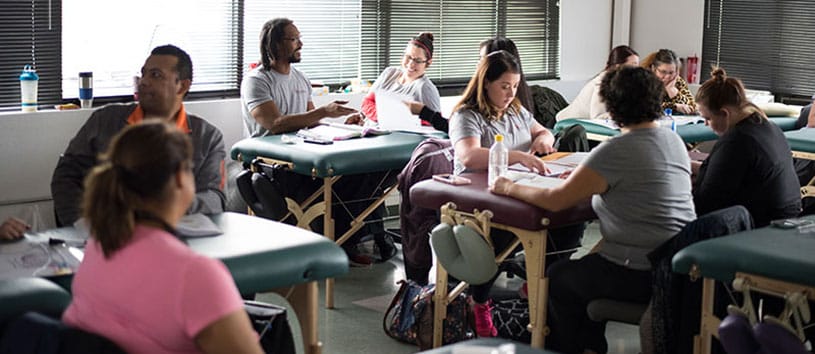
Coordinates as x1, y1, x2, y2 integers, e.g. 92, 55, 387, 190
546, 253, 651, 354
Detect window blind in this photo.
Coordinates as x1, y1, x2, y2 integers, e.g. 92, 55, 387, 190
243, 0, 361, 85
61, 0, 240, 98
0, 0, 62, 110
361, 0, 559, 86
702, 0, 815, 98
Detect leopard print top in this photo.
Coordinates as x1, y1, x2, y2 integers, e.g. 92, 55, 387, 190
662, 76, 696, 112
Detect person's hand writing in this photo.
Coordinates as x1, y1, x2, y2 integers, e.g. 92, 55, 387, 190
529, 136, 556, 156
403, 101, 425, 115
489, 176, 514, 196
322, 100, 358, 118
517, 153, 550, 175
0, 217, 29, 240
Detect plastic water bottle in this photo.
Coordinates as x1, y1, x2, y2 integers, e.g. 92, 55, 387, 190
664, 108, 676, 132
488, 134, 508, 186
19, 65, 39, 112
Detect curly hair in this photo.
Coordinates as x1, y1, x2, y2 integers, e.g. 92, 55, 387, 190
600, 66, 664, 127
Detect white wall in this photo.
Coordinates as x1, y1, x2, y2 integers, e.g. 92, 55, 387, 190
630, 0, 705, 62
560, 0, 613, 81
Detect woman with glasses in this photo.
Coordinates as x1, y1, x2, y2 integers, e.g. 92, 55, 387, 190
641, 48, 697, 114
361, 32, 442, 128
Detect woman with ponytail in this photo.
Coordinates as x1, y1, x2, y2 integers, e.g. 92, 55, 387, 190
63, 121, 262, 354
693, 68, 800, 226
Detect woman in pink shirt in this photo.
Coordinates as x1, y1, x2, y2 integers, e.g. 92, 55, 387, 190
62, 121, 262, 354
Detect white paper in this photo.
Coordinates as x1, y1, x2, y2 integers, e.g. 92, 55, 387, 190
176, 214, 222, 238
375, 91, 423, 132
507, 152, 588, 177
0, 236, 82, 280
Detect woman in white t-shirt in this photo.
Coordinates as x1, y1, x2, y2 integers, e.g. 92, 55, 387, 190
555, 45, 640, 121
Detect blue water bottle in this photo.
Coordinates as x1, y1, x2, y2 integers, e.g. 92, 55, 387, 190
664, 108, 676, 132
19, 65, 39, 112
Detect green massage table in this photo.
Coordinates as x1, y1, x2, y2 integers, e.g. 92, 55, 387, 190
784, 128, 815, 196
4, 212, 347, 354
785, 128, 815, 161
231, 132, 437, 308
554, 117, 799, 147
672, 215, 815, 354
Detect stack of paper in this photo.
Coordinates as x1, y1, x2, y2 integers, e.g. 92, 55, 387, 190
298, 123, 390, 141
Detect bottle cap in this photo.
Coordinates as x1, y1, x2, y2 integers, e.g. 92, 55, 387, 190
495, 134, 504, 142
19, 65, 39, 81
664, 108, 673, 116
79, 72, 93, 78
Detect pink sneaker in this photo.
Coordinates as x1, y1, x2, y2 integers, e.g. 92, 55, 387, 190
472, 300, 498, 337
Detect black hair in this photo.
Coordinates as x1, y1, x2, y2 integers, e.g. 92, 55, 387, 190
150, 45, 193, 82
599, 66, 664, 127
260, 18, 294, 70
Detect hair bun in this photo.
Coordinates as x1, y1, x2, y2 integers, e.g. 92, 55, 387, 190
710, 67, 727, 80
417, 32, 434, 43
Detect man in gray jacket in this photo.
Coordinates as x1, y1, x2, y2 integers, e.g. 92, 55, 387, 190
51, 45, 225, 226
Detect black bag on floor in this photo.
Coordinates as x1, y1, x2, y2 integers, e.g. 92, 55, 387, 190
244, 301, 295, 354
493, 298, 531, 343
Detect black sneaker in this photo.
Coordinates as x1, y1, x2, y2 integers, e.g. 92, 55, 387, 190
373, 233, 397, 263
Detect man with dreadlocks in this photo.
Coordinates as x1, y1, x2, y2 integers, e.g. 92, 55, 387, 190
240, 17, 359, 138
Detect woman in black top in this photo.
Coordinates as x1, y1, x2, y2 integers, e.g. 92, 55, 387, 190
693, 68, 801, 226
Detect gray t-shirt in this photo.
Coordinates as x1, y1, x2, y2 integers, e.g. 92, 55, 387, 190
371, 67, 441, 113
240, 66, 313, 138
449, 106, 535, 174
583, 127, 696, 270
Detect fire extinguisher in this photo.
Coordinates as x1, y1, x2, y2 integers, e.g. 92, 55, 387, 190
687, 55, 699, 84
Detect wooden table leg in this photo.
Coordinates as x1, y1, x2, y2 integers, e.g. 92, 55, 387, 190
274, 282, 321, 354
511, 226, 548, 349
323, 177, 335, 309
695, 278, 715, 354
432, 263, 449, 348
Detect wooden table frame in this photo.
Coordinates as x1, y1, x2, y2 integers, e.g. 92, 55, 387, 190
691, 271, 815, 354
432, 202, 555, 349
249, 156, 397, 309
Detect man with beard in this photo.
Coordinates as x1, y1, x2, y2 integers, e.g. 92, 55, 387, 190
239, 18, 396, 265
52, 45, 226, 227
240, 18, 358, 138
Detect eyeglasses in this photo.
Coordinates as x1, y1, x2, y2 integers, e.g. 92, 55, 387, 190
655, 68, 676, 76
403, 54, 428, 65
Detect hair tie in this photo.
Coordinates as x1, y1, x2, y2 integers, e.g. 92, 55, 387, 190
410, 39, 432, 60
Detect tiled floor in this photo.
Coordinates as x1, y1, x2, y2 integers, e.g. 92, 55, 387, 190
256, 221, 641, 354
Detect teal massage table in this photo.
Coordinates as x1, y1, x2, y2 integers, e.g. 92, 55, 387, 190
784, 128, 815, 195
554, 117, 799, 146
410, 162, 597, 349
231, 132, 436, 308
7, 212, 347, 354
672, 215, 815, 354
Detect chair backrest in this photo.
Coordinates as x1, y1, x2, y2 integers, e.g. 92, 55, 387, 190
0, 312, 125, 354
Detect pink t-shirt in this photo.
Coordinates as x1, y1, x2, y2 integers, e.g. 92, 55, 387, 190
63, 225, 244, 354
